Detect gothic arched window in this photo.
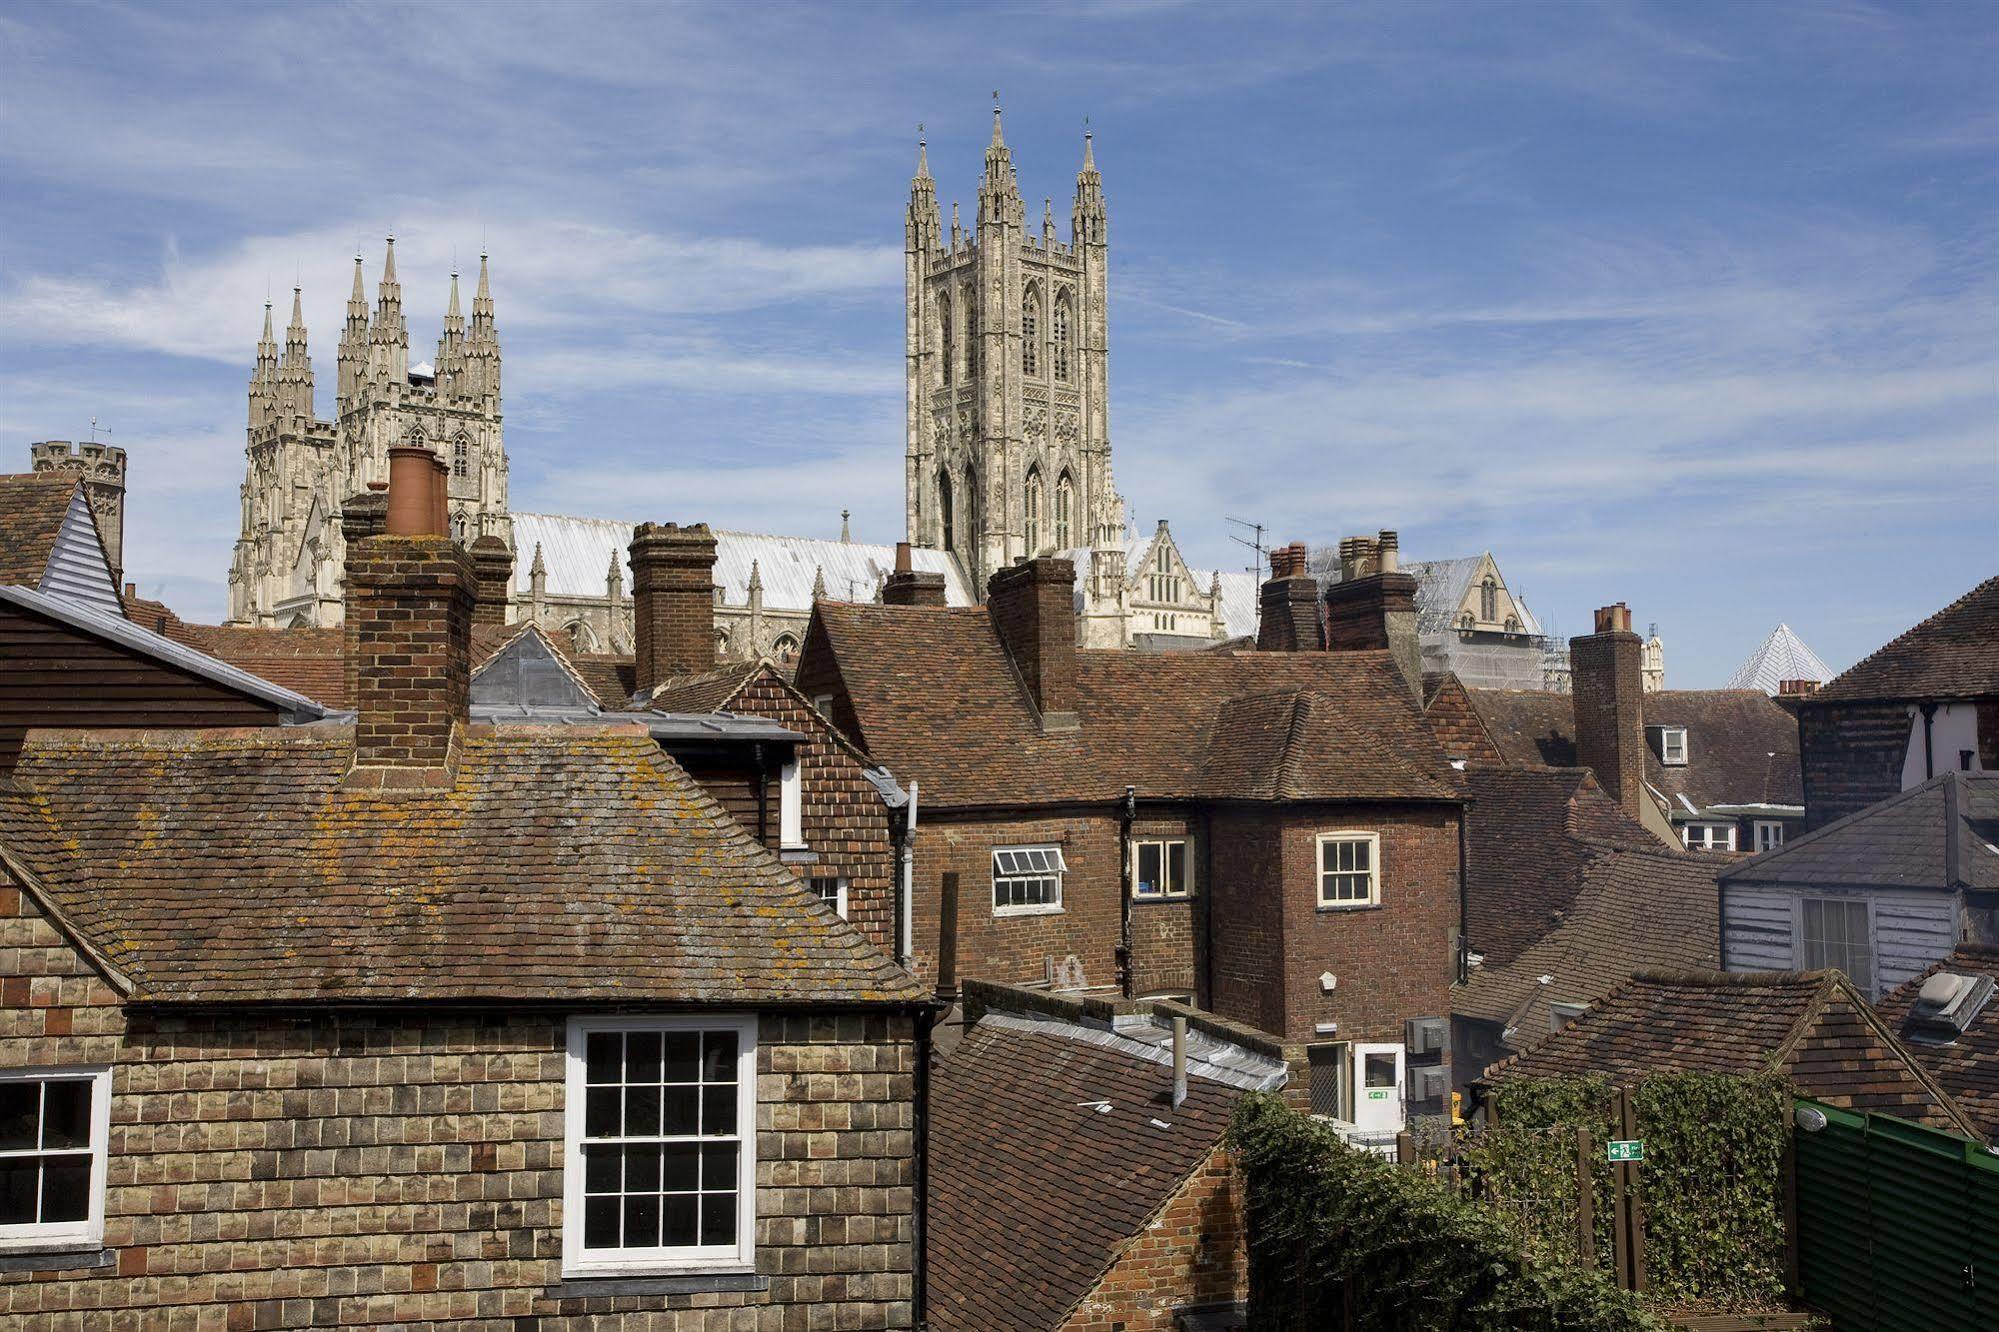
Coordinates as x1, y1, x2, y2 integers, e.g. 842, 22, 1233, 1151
938, 293, 953, 386
938, 469, 955, 553
1460, 611, 1475, 632
1480, 576, 1498, 623
452, 437, 469, 478
565, 620, 598, 654
450, 512, 466, 541
1022, 289, 1040, 376
773, 634, 799, 663
963, 463, 979, 554
1024, 467, 1043, 554
1054, 472, 1074, 549
1053, 296, 1073, 383
966, 287, 982, 380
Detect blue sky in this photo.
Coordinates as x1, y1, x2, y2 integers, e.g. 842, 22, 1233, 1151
1, 0, 1992, 685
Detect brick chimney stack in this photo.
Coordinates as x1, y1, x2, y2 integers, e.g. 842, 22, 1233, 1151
469, 535, 514, 628
630, 522, 718, 693
987, 557, 1078, 731
1322, 529, 1422, 699
346, 445, 473, 776
883, 540, 949, 607
1572, 602, 1646, 818
1258, 542, 1323, 652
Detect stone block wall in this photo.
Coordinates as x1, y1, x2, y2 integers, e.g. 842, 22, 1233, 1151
0, 881, 919, 1329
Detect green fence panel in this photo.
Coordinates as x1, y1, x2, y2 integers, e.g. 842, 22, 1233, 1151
1792, 1099, 1999, 1330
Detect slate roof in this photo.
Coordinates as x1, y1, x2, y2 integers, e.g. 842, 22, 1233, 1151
1726, 624, 1834, 694
509, 511, 977, 609
1811, 576, 1999, 704
1459, 765, 1665, 968
0, 725, 926, 1006
926, 1012, 1262, 1332
810, 601, 1460, 810
1877, 945, 1999, 1141
1482, 969, 1979, 1137
1468, 687, 1803, 815
1717, 770, 1999, 891
0, 473, 81, 587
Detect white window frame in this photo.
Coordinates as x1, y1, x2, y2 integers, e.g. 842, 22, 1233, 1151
808, 875, 849, 918
1681, 822, 1736, 852
1130, 836, 1193, 900
1659, 726, 1689, 766
0, 1065, 112, 1254
778, 757, 804, 851
562, 1015, 758, 1278
1316, 832, 1381, 909
992, 845, 1066, 916
1753, 820, 1786, 852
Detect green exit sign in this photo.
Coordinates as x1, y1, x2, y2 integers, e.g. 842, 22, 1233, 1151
1607, 1139, 1645, 1163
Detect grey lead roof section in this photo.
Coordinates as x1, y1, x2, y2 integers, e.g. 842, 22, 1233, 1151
0, 583, 326, 718
981, 1009, 1289, 1092
467, 702, 805, 745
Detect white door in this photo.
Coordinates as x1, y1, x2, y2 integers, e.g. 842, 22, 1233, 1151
1351, 1043, 1404, 1134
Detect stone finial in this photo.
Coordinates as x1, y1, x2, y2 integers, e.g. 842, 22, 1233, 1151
840, 508, 851, 543
812, 565, 826, 599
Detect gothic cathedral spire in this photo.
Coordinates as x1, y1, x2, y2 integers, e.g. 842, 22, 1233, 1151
371, 236, 408, 385
905, 112, 1123, 595
249, 300, 278, 433
338, 253, 370, 402
276, 286, 314, 430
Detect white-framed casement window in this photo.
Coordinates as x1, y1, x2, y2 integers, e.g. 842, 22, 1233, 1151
563, 1015, 757, 1277
0, 1066, 111, 1253
1681, 823, 1736, 852
1131, 837, 1192, 899
808, 875, 848, 918
1316, 832, 1380, 909
778, 758, 804, 851
1658, 726, 1689, 766
1753, 820, 1786, 853
992, 845, 1066, 915
1799, 897, 1875, 996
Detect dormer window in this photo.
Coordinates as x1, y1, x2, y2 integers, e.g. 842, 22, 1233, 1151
1656, 726, 1688, 766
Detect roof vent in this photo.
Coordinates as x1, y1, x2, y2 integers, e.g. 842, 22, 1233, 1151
1908, 971, 1995, 1044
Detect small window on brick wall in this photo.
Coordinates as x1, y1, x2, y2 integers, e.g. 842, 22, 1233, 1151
0, 1067, 110, 1253
992, 845, 1065, 915
1316, 832, 1380, 909
1131, 837, 1191, 899
563, 1017, 756, 1277
808, 876, 848, 918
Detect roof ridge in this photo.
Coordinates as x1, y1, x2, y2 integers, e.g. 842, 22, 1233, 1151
1718, 772, 1945, 879
1817, 575, 1999, 701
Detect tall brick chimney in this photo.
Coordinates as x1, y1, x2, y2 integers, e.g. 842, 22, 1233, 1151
469, 535, 514, 628
630, 522, 718, 693
882, 539, 948, 607
1322, 529, 1422, 699
987, 557, 1078, 731
1257, 542, 1323, 652
346, 445, 473, 775
1572, 602, 1646, 818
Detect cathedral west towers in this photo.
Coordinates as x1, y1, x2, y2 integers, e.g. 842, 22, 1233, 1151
228, 238, 510, 626
904, 108, 1126, 594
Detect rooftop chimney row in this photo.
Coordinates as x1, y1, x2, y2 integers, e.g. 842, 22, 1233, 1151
1322, 529, 1421, 699
1257, 542, 1323, 651
882, 540, 948, 607
987, 557, 1078, 731
630, 522, 719, 693
1571, 601, 1646, 819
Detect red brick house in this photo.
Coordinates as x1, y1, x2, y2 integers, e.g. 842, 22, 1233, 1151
795, 546, 1466, 1130
0, 451, 929, 1325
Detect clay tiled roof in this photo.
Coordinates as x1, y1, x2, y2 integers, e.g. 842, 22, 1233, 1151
1719, 770, 1999, 891
811, 602, 1457, 810
926, 1016, 1245, 1332
569, 654, 636, 707
1811, 576, 1999, 704
169, 624, 349, 708
643, 663, 764, 715
0, 725, 926, 1006
1422, 672, 1505, 764
1468, 687, 1802, 813
0, 473, 79, 587
1878, 945, 1999, 1141
1483, 969, 1979, 1136
1455, 849, 1720, 1036
1460, 766, 1663, 967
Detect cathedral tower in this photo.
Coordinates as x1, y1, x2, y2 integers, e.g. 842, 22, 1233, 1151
905, 108, 1124, 593
227, 237, 510, 626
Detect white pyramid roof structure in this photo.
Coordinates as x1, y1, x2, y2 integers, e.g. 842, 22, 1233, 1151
1726, 623, 1834, 694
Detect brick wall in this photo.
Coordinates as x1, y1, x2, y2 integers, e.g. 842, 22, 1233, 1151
1571, 624, 1646, 819
1206, 805, 1458, 1050
1799, 701, 1910, 830
345, 535, 474, 769
0, 883, 918, 1328
726, 672, 901, 957
985, 559, 1076, 719
630, 523, 717, 693
1057, 1145, 1246, 1332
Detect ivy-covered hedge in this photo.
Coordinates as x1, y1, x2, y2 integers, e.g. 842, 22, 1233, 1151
1484, 1072, 1788, 1307
1228, 1093, 1665, 1331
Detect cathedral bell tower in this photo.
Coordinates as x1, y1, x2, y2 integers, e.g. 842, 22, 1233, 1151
905, 106, 1124, 595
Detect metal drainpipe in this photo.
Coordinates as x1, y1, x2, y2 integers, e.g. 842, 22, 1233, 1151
1118, 785, 1136, 998
912, 1001, 935, 1329
897, 780, 920, 967
1921, 703, 1938, 781
1200, 807, 1216, 1009
753, 742, 769, 847
1457, 798, 1472, 985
